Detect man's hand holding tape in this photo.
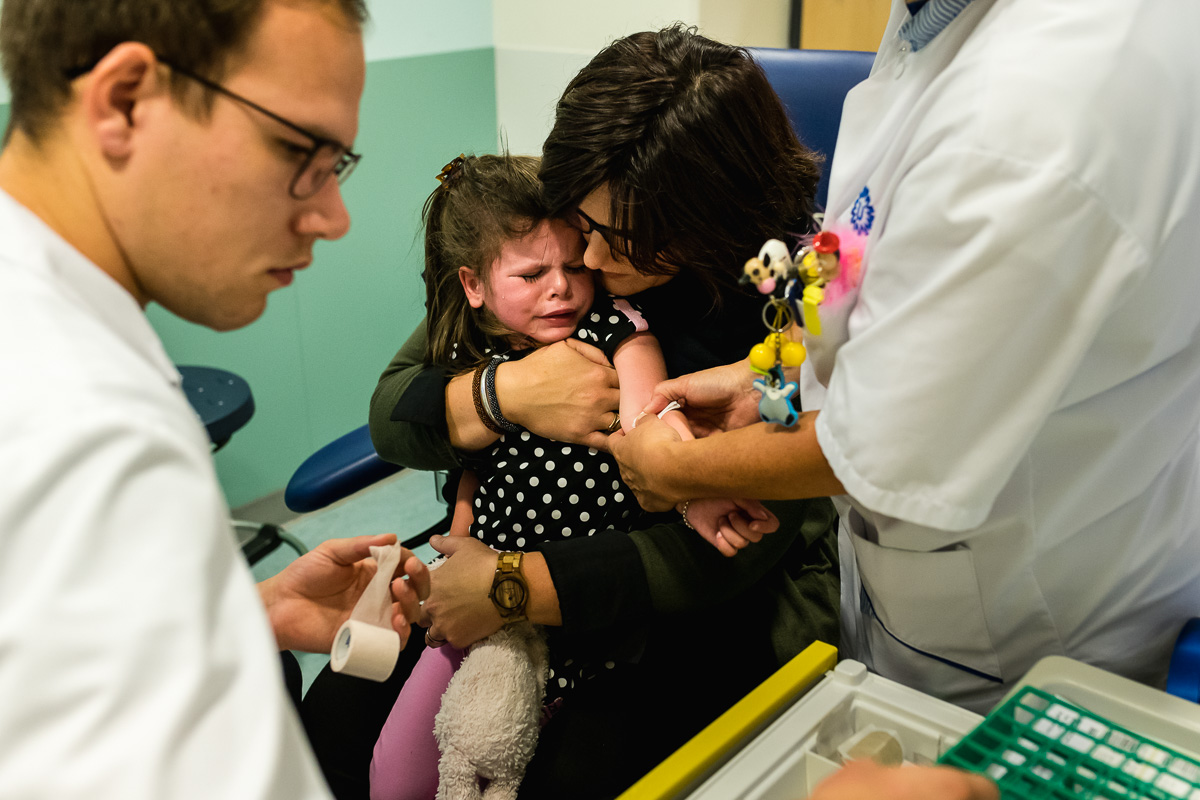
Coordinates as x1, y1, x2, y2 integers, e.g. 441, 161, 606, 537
259, 534, 430, 654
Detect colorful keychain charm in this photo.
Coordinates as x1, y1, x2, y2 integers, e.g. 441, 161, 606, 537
787, 230, 841, 335
739, 231, 843, 426
745, 293, 803, 427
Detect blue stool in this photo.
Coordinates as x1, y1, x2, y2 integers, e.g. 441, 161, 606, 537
178, 365, 307, 564
284, 425, 402, 513
284, 425, 451, 548
179, 365, 255, 451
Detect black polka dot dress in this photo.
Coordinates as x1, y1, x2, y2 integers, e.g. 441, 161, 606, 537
461, 294, 649, 704
468, 434, 639, 549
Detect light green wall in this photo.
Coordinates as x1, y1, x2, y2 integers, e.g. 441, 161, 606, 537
147, 48, 498, 507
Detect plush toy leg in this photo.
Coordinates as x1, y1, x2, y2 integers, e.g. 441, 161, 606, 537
436, 746, 482, 800
481, 776, 521, 800
433, 625, 549, 800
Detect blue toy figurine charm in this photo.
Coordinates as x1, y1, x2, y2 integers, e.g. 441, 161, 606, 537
753, 367, 800, 426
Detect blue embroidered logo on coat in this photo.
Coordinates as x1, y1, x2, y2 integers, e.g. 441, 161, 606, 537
851, 187, 875, 235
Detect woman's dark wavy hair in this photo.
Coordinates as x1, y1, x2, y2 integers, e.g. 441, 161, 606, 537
540, 24, 821, 304
422, 154, 547, 370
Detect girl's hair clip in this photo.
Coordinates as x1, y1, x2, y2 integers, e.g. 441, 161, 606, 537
436, 154, 468, 185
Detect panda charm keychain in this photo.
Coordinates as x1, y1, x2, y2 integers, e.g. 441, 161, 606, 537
739, 231, 842, 426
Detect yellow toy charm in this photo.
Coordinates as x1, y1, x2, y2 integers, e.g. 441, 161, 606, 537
750, 332, 806, 371
789, 231, 841, 336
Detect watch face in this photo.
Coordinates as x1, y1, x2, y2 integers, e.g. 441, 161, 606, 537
494, 576, 528, 611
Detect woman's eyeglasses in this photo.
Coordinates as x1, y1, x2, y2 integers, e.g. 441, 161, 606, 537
572, 208, 631, 252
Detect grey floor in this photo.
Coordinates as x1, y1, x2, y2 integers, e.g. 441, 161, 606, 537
241, 469, 446, 693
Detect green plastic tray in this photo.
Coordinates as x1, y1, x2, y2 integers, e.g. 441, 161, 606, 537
939, 686, 1200, 799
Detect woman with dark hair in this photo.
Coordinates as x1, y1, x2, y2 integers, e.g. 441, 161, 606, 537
540, 24, 821, 300
301, 25, 838, 800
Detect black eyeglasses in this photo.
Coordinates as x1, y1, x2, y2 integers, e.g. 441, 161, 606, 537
154, 56, 361, 199
572, 208, 630, 252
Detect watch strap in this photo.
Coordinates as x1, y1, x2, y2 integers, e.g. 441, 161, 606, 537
488, 551, 529, 622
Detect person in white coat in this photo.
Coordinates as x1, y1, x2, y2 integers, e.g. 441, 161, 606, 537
0, 1, 428, 797
611, 0, 1200, 715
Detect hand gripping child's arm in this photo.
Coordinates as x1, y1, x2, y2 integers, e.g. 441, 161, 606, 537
611, 333, 778, 557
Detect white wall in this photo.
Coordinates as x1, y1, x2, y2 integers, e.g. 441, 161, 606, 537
699, 0, 790, 50
0, 1, 791, 158
364, 0, 492, 61
0, 0, 493, 107
494, 0, 696, 155
493, 0, 790, 155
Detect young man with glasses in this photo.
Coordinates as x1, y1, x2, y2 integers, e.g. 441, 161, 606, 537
0, 1, 427, 797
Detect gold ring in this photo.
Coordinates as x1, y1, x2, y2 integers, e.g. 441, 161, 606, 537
605, 414, 621, 434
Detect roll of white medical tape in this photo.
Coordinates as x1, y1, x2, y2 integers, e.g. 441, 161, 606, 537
330, 619, 401, 681
329, 542, 403, 681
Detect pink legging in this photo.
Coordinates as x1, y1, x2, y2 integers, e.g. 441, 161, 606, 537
369, 644, 466, 800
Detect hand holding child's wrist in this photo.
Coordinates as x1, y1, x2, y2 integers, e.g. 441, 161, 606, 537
636, 433, 690, 505
661, 438, 695, 504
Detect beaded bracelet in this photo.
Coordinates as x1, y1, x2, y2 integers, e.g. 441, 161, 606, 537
679, 499, 697, 531
483, 356, 522, 434
471, 361, 507, 435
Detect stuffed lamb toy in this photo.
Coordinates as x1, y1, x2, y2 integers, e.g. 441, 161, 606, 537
433, 621, 549, 800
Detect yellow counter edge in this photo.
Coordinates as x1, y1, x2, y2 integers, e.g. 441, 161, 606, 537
617, 640, 838, 800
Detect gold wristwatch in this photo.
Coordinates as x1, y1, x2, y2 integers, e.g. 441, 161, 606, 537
488, 551, 529, 623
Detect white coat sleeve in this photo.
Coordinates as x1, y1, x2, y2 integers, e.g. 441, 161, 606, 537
816, 145, 1147, 531
0, 404, 331, 799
